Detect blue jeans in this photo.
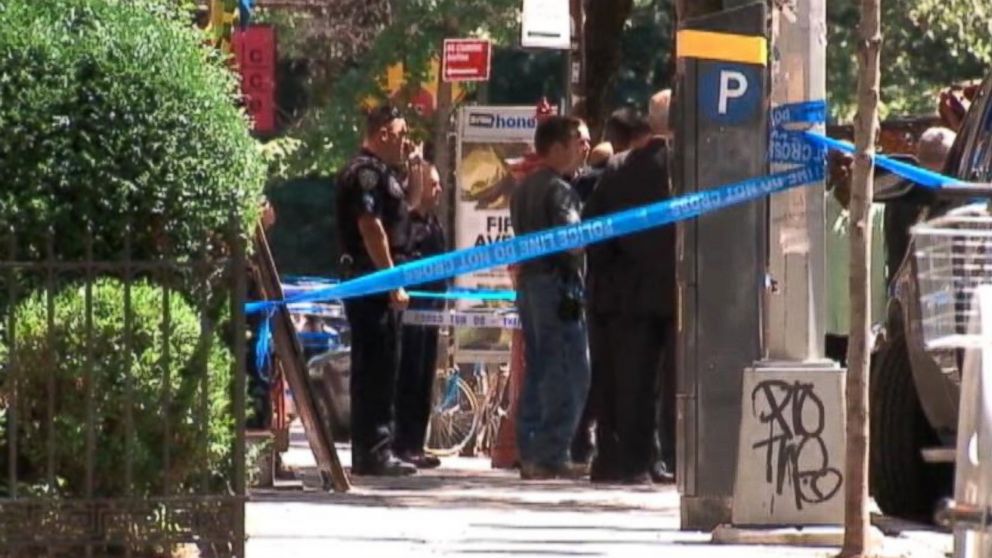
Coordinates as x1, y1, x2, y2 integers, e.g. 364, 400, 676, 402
515, 273, 591, 469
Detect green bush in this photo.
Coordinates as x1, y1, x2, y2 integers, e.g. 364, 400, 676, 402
0, 0, 265, 260
0, 278, 233, 497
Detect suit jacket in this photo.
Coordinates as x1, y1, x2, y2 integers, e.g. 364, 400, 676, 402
583, 137, 676, 318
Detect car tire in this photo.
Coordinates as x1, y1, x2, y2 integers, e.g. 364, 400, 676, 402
870, 332, 953, 522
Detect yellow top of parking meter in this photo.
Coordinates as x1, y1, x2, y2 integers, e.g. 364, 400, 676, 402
676, 30, 768, 66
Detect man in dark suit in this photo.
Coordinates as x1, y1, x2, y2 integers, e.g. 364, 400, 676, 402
570, 109, 656, 465
583, 103, 676, 484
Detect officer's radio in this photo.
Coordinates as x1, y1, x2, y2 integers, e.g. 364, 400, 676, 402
338, 253, 355, 280
558, 279, 584, 322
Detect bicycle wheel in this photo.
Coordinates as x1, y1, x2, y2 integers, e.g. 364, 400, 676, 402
476, 366, 511, 455
425, 369, 480, 456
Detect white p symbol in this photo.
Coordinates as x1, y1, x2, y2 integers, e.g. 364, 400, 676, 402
718, 70, 748, 115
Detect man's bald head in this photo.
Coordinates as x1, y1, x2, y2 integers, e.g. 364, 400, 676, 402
588, 142, 614, 167
916, 126, 956, 172
649, 89, 672, 137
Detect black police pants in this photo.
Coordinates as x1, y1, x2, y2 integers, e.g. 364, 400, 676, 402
393, 322, 439, 455
345, 295, 401, 465
592, 312, 670, 478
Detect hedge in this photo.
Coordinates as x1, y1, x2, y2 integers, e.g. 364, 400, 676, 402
0, 278, 233, 497
0, 0, 266, 260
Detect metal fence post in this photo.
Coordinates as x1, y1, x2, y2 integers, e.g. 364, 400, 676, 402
232, 222, 248, 558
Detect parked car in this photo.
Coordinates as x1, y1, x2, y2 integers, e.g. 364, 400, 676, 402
284, 297, 353, 441
871, 71, 992, 521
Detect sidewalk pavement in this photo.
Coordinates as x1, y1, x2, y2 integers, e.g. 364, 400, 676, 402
246, 426, 952, 558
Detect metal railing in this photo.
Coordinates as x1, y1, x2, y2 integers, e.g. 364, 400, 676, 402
936, 284, 992, 557
914, 208, 992, 556
913, 207, 992, 350
0, 227, 247, 557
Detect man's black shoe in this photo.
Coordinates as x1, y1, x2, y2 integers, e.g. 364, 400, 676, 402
352, 456, 417, 477
619, 472, 653, 486
650, 460, 675, 484
520, 462, 587, 480
589, 459, 622, 483
396, 451, 441, 469
571, 431, 594, 465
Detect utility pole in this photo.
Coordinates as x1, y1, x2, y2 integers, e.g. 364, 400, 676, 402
434, 18, 457, 243
676, 0, 846, 532
765, 0, 828, 364
728, 0, 848, 530
563, 0, 584, 113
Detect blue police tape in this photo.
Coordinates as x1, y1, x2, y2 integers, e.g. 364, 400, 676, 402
245, 99, 973, 376
283, 275, 338, 285
770, 100, 827, 166
244, 163, 825, 315
255, 309, 274, 381
800, 131, 966, 189
402, 309, 521, 329
769, 99, 963, 188
770, 129, 827, 165
407, 288, 516, 302
286, 302, 345, 316
281, 279, 515, 303
771, 100, 827, 129
249, 100, 959, 364
253, 288, 513, 374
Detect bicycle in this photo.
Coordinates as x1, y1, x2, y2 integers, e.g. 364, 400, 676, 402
425, 366, 480, 456
472, 363, 511, 456
424, 362, 511, 457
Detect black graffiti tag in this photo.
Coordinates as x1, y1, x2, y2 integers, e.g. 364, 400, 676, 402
751, 380, 843, 511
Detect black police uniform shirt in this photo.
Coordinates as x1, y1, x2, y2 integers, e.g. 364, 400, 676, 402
336, 149, 412, 272
407, 211, 448, 309
509, 167, 583, 282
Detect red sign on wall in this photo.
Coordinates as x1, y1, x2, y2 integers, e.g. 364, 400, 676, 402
442, 39, 492, 83
232, 25, 277, 134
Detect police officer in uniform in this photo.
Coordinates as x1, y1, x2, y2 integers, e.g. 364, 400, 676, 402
393, 161, 447, 468
336, 105, 416, 476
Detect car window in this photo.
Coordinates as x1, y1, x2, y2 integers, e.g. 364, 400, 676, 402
974, 98, 992, 180
972, 135, 992, 181
955, 77, 992, 180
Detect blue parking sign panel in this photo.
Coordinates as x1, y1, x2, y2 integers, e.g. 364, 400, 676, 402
699, 62, 762, 126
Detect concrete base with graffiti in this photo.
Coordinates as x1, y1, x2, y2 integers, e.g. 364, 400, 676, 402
732, 365, 846, 526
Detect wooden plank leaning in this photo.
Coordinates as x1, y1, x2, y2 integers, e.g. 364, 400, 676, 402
250, 225, 351, 492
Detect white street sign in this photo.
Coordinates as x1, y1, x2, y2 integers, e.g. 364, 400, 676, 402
521, 0, 571, 50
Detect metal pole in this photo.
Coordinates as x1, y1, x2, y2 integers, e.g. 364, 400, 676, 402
563, 0, 584, 113
726, 0, 846, 530
674, 2, 769, 530
231, 223, 247, 558
434, 25, 455, 243
765, 0, 827, 362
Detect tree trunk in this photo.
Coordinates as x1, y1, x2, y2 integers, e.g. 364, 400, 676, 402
582, 0, 634, 139
841, 0, 881, 555
433, 38, 455, 243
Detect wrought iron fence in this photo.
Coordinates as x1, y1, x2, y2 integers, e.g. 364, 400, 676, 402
0, 226, 247, 558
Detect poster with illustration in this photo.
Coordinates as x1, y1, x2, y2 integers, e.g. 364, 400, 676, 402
454, 106, 540, 362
